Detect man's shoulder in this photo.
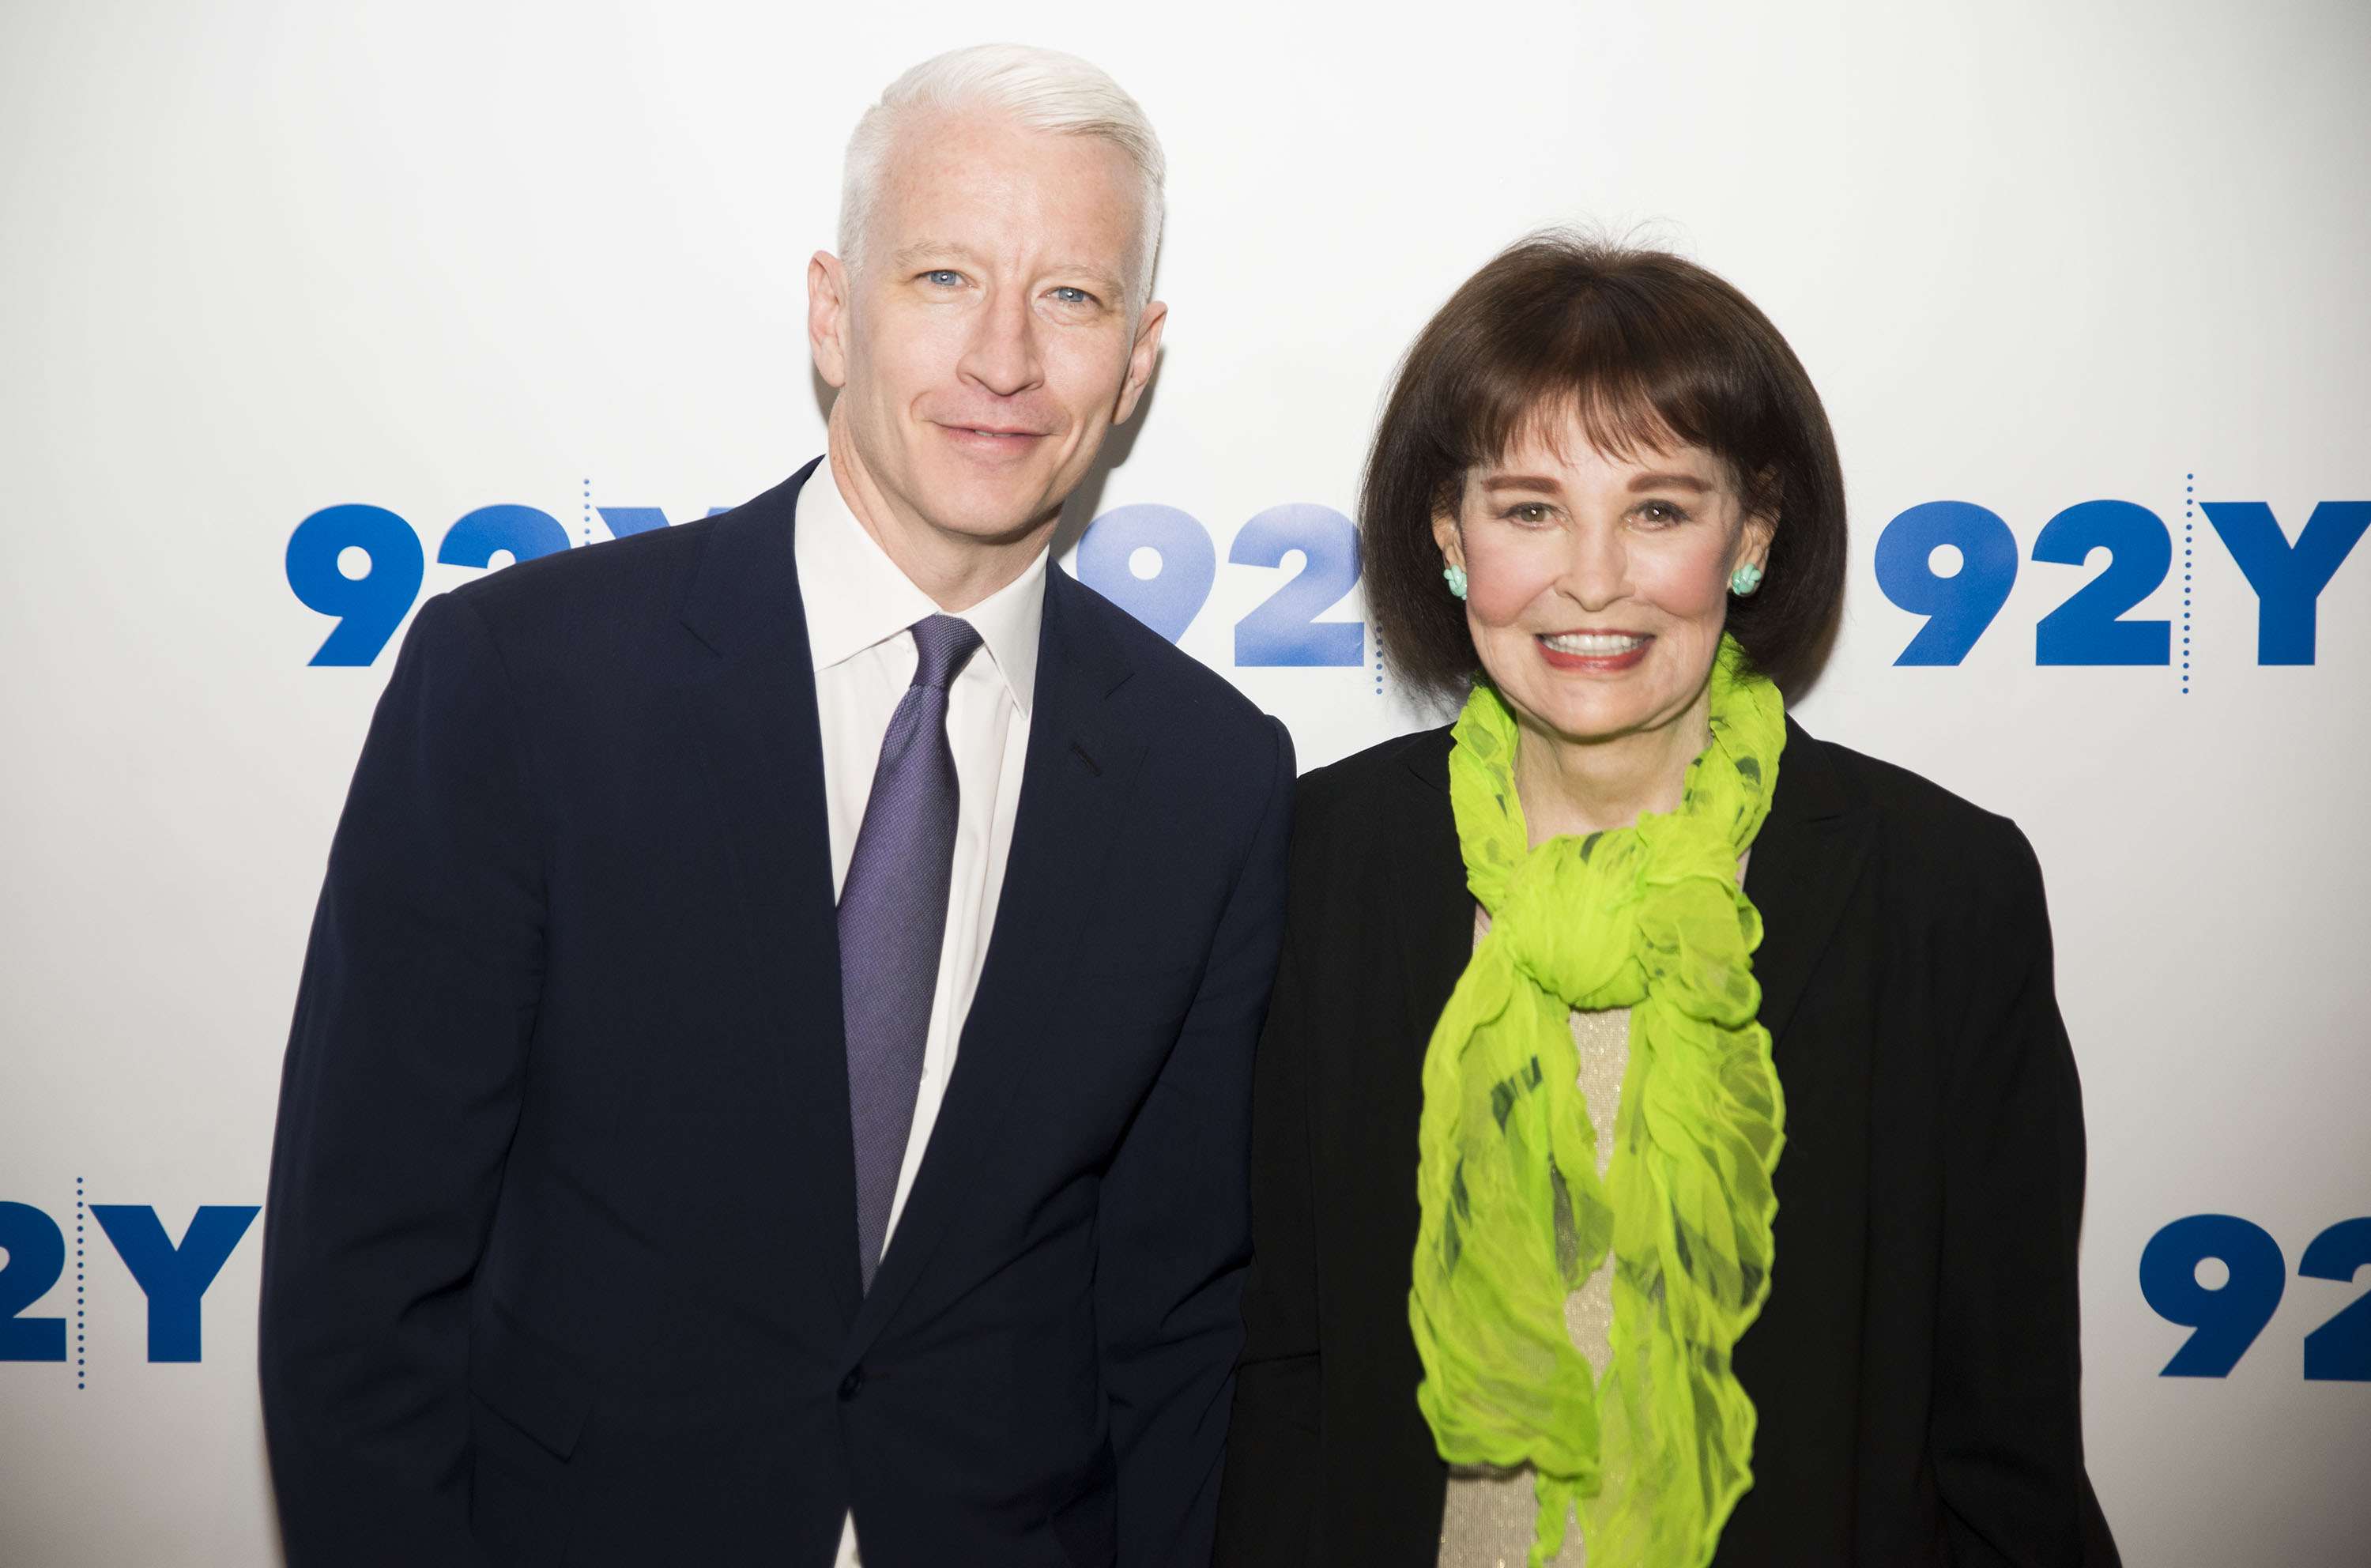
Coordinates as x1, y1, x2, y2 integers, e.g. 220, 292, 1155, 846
447, 513, 714, 623
1055, 568, 1277, 751
424, 473, 806, 680
405, 521, 718, 706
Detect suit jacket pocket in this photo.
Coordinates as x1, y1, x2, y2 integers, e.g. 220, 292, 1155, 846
472, 1302, 597, 1461
470, 1306, 594, 1566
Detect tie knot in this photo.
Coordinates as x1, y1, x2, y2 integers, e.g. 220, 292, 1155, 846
909, 614, 983, 691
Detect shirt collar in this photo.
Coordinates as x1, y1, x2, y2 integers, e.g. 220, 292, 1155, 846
793, 454, 1045, 716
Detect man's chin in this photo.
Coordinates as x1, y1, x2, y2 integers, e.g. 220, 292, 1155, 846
908, 468, 1072, 547
920, 507, 1061, 549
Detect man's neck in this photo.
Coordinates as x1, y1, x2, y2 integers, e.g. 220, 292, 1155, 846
825, 422, 1058, 614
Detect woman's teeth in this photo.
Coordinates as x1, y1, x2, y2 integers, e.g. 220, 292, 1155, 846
1540, 632, 1647, 655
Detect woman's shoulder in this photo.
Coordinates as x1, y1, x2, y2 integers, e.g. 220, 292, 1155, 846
1779, 719, 2045, 913
1282, 726, 1464, 916
1785, 721, 2012, 831
1293, 724, 1455, 831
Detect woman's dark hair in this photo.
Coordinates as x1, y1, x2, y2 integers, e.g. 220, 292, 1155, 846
1363, 233, 1847, 698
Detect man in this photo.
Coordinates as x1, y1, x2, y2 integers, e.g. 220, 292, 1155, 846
260, 44, 1291, 1567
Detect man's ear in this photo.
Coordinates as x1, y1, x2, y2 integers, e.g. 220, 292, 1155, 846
808, 251, 852, 390
1112, 300, 1168, 426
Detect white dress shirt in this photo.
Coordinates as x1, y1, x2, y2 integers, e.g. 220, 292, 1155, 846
797, 457, 1042, 1568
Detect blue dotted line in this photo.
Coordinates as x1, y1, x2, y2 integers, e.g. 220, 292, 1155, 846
582, 477, 594, 544
75, 1176, 85, 1389
2183, 475, 2194, 694
1374, 631, 1385, 695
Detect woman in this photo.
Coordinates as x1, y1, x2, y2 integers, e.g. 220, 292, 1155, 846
1215, 237, 2119, 1567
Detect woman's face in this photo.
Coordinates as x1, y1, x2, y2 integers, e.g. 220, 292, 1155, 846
1433, 416, 1771, 751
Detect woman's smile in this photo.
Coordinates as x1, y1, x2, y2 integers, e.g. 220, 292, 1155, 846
1536, 630, 1653, 671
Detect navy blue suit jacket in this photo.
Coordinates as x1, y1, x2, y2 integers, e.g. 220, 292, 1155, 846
260, 462, 1295, 1567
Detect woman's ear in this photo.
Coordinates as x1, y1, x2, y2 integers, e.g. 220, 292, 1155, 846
1740, 511, 1775, 572
1739, 467, 1779, 571
1431, 509, 1464, 569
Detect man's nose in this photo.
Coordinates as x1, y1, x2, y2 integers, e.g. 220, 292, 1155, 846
958, 286, 1042, 398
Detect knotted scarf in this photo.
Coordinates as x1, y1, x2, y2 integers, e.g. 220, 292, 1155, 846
1409, 635, 1786, 1568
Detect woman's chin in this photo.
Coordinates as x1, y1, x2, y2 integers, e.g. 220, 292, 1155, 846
1492, 664, 1706, 752
1512, 695, 1668, 749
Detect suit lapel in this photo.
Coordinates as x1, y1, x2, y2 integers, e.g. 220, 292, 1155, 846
1746, 718, 1878, 1047
678, 460, 865, 1325
849, 567, 1144, 1349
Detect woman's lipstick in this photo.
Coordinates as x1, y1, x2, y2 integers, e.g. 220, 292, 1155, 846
1536, 630, 1651, 673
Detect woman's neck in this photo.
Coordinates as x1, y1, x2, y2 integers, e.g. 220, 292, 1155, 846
1510, 687, 1713, 846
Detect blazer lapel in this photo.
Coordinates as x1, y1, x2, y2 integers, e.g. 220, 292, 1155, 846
1745, 718, 1878, 1046
848, 566, 1145, 1350
678, 460, 865, 1325
1393, 729, 1479, 1035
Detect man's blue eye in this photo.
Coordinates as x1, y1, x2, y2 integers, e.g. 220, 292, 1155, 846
1051, 288, 1091, 304
925, 270, 963, 286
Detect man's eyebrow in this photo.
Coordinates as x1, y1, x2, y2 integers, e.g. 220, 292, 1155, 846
888, 240, 982, 270
1058, 263, 1129, 299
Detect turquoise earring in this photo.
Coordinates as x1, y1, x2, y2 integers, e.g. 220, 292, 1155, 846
1728, 562, 1764, 597
1443, 563, 1468, 600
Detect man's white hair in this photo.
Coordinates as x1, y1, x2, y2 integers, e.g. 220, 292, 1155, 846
839, 43, 1166, 308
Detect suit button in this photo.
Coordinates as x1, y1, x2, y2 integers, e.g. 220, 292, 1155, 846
839, 1367, 864, 1400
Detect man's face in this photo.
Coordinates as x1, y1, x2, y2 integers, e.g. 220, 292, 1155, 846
812, 111, 1163, 552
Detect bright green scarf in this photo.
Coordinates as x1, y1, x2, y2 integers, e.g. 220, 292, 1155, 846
1409, 635, 1786, 1568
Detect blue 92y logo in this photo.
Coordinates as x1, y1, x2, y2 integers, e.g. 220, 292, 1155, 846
2139, 1214, 2371, 1380
1075, 502, 1363, 666
1874, 499, 2369, 665
0, 1200, 258, 1365
286, 499, 1367, 669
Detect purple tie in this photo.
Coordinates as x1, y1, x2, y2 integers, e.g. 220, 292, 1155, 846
839, 613, 982, 1290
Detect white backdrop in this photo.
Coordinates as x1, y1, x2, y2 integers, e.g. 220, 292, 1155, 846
3, 2, 2367, 1563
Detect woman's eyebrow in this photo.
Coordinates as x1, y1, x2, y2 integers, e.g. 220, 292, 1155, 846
1627, 470, 1713, 493
1478, 473, 1565, 493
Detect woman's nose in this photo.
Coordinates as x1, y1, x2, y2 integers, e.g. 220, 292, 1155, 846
1559, 521, 1628, 612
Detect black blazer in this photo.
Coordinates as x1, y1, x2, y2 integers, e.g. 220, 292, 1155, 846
1215, 722, 2120, 1566
260, 463, 1295, 1568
